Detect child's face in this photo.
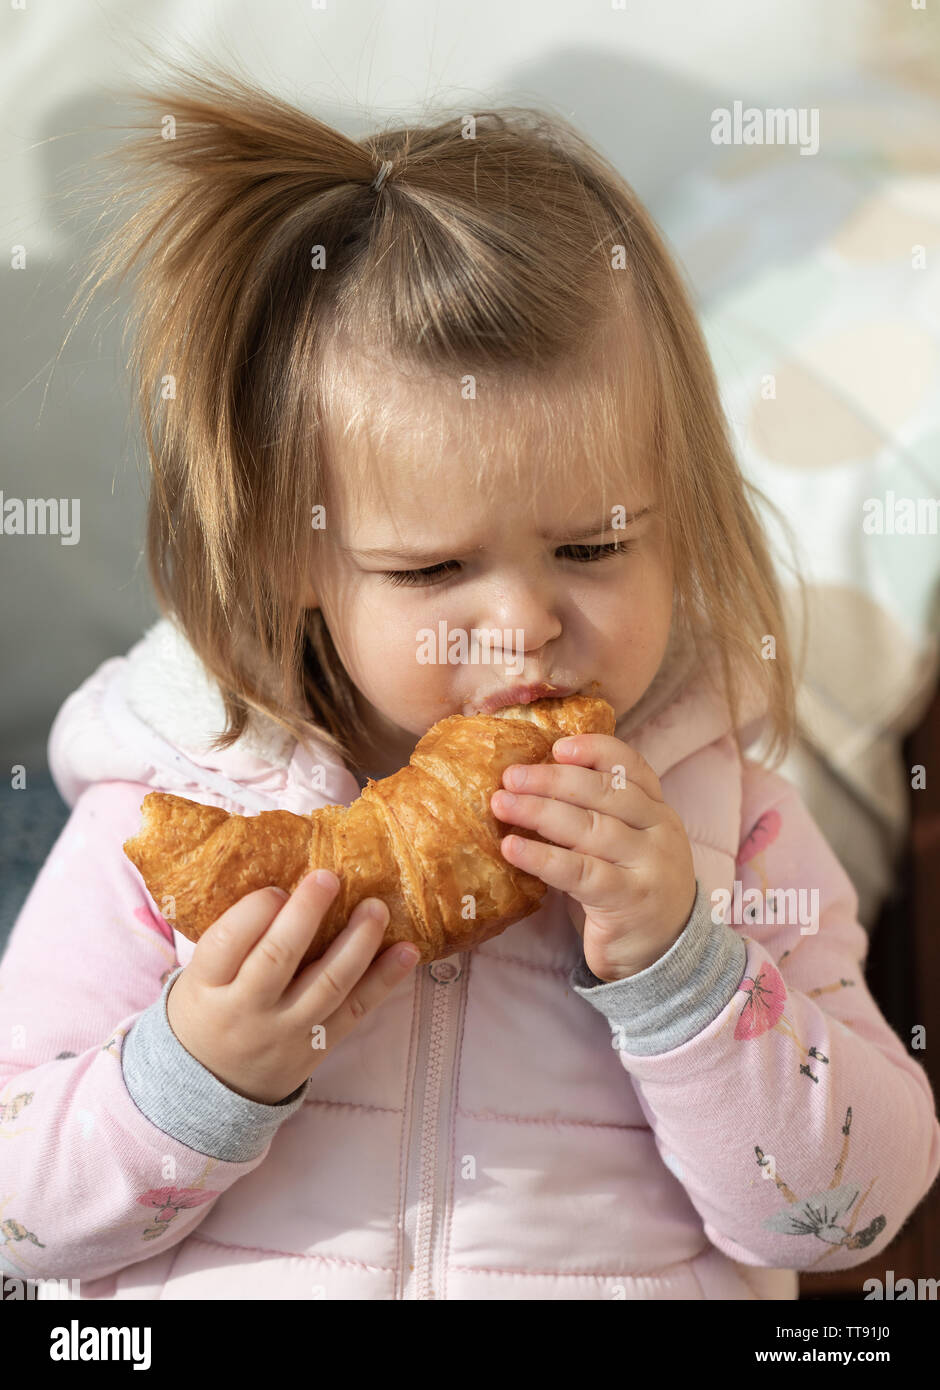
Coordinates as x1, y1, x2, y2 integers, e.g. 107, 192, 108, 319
303, 384, 674, 774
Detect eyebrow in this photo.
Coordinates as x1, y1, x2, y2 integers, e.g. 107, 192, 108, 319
342, 507, 651, 563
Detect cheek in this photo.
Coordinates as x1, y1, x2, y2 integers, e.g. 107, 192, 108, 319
600, 551, 673, 642
347, 612, 404, 669
616, 606, 669, 664
338, 596, 437, 688
640, 561, 675, 638
637, 541, 673, 613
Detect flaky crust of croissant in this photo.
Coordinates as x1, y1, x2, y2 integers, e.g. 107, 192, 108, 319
123, 693, 615, 969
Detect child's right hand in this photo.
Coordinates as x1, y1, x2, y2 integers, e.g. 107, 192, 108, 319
165, 871, 419, 1105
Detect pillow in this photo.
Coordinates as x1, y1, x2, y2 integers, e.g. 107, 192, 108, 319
661, 92, 940, 930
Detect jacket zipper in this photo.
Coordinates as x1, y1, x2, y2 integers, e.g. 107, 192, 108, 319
400, 953, 465, 1299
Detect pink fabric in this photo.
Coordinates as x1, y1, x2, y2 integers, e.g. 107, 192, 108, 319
1, 638, 937, 1300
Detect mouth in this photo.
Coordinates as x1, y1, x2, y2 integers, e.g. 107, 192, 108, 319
470, 682, 578, 716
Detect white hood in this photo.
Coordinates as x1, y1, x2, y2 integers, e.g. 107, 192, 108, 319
47, 617, 362, 815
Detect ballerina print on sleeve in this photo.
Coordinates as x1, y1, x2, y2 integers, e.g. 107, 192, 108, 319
736, 808, 781, 897
756, 1106, 887, 1266
726, 809, 859, 1083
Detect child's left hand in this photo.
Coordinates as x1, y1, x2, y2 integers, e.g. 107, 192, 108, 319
491, 734, 697, 982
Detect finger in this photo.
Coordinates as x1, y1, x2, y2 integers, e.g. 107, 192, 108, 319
187, 884, 295, 988
500, 832, 631, 909
278, 894, 390, 1013
280, 904, 419, 1029
315, 940, 420, 1053
495, 764, 661, 830
551, 734, 664, 802
492, 787, 644, 864
239, 869, 343, 1005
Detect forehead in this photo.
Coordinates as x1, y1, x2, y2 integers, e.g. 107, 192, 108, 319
317, 329, 655, 536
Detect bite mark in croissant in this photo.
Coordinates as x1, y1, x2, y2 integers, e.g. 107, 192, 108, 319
123, 693, 615, 969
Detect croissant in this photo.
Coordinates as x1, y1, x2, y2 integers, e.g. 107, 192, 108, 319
123, 692, 615, 969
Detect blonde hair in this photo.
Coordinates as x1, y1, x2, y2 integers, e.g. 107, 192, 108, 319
65, 54, 804, 773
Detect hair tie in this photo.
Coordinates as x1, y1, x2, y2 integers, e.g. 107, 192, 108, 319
372, 159, 393, 192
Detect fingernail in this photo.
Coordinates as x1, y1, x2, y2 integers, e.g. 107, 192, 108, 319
311, 869, 338, 891
396, 944, 420, 966
360, 898, 388, 924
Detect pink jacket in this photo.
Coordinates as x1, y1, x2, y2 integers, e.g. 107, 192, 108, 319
1, 618, 937, 1300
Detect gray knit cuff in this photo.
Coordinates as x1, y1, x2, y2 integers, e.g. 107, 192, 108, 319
122, 966, 310, 1162
568, 880, 747, 1055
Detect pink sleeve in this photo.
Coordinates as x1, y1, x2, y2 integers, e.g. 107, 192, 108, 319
0, 780, 306, 1285
613, 763, 940, 1272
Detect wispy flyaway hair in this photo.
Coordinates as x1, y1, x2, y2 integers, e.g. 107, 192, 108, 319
65, 54, 803, 772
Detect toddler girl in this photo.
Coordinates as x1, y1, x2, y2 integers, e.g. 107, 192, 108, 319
1, 58, 938, 1301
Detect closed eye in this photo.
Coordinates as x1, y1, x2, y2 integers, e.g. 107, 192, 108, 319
380, 539, 635, 589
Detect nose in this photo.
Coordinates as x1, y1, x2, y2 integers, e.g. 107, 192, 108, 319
472, 566, 564, 658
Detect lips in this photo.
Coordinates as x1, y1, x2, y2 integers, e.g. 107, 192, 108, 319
472, 682, 577, 715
